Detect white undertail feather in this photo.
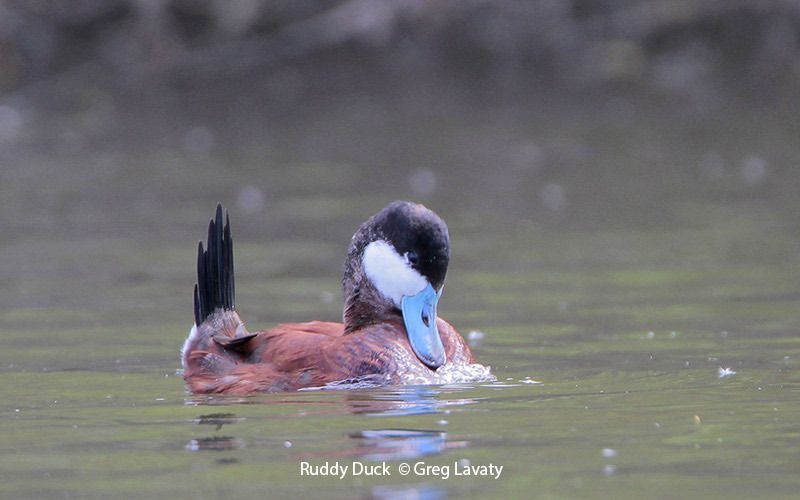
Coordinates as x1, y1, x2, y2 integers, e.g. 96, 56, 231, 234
362, 240, 428, 306
181, 324, 199, 367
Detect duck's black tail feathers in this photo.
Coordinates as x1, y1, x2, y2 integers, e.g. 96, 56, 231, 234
194, 203, 235, 325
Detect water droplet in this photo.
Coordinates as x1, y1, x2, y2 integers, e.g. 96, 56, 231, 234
467, 330, 485, 341
739, 156, 767, 185
183, 126, 216, 156
408, 169, 437, 197
0, 105, 23, 143
540, 183, 566, 212
320, 291, 335, 304
236, 185, 266, 214
467, 330, 485, 346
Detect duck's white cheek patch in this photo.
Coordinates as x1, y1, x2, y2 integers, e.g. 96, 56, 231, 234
363, 240, 428, 307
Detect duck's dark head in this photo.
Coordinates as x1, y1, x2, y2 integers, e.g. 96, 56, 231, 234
342, 201, 450, 369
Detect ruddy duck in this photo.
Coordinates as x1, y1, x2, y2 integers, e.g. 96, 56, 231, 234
181, 201, 489, 394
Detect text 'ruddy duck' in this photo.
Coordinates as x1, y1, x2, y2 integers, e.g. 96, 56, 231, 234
297, 460, 504, 479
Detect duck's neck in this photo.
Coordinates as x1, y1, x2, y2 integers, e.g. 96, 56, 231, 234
342, 280, 402, 334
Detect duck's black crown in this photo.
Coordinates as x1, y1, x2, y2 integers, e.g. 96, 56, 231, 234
349, 201, 450, 289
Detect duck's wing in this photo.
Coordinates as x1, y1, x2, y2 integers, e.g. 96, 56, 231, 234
245, 322, 343, 367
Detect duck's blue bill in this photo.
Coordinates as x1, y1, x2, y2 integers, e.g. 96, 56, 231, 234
401, 284, 446, 369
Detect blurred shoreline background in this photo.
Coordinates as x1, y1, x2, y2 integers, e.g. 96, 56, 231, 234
2, 0, 798, 153
1, 0, 799, 317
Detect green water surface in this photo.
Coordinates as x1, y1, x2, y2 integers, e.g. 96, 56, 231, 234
1, 99, 799, 499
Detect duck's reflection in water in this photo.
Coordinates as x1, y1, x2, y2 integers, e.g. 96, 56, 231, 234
185, 435, 245, 452
371, 483, 447, 500
186, 385, 477, 462
345, 385, 481, 417
192, 412, 245, 430
308, 387, 475, 461
185, 384, 482, 418
296, 426, 467, 464
348, 429, 467, 462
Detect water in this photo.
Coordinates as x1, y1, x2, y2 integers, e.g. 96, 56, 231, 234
1, 93, 799, 498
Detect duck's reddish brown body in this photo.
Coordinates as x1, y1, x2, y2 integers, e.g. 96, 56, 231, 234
184, 313, 474, 394
182, 201, 481, 394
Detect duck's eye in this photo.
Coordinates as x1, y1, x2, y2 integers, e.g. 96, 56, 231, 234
406, 251, 419, 266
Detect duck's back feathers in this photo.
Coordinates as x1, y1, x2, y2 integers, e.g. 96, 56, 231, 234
184, 321, 343, 394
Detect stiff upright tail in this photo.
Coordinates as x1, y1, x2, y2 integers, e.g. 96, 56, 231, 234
183, 203, 254, 388
194, 203, 235, 325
